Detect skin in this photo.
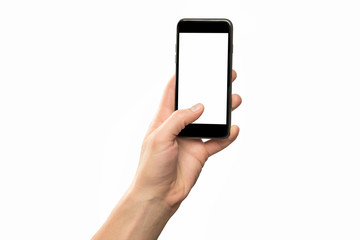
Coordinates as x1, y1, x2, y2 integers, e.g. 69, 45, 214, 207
92, 70, 242, 240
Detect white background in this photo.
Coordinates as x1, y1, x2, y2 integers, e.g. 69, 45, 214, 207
0, 0, 360, 239
178, 33, 228, 124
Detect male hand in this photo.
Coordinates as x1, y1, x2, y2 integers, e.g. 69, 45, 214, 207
92, 71, 242, 240
132, 70, 242, 208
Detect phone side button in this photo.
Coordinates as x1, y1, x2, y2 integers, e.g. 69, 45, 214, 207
175, 54, 176, 63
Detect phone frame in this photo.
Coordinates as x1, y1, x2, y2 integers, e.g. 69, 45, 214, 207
175, 18, 233, 138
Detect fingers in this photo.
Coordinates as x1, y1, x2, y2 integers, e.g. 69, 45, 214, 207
147, 70, 239, 137
157, 70, 235, 118
232, 69, 237, 82
159, 70, 236, 115
145, 76, 176, 137
158, 103, 204, 141
204, 125, 240, 157
232, 94, 242, 111
158, 75, 176, 116
231, 70, 241, 111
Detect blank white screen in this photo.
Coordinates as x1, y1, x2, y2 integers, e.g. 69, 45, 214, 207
178, 33, 228, 124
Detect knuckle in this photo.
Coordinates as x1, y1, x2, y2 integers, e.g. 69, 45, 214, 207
173, 109, 189, 129
173, 109, 186, 118
149, 132, 163, 146
144, 130, 161, 145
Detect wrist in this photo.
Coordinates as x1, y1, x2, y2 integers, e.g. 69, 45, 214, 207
132, 173, 189, 210
127, 183, 180, 216
92, 185, 178, 240
122, 185, 177, 240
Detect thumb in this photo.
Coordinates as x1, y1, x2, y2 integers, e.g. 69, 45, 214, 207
159, 103, 204, 140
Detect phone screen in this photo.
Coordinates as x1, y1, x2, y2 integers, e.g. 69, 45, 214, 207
178, 32, 228, 124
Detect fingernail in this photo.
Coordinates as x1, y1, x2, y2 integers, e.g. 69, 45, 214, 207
191, 103, 202, 112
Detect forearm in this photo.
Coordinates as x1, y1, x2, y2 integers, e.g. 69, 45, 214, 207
92, 186, 177, 240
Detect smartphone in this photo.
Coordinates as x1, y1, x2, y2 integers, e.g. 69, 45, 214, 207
175, 18, 233, 138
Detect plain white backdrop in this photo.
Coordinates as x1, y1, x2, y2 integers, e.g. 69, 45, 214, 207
0, 0, 359, 239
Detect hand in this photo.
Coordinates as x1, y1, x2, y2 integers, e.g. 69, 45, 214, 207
132, 70, 242, 208
92, 71, 242, 240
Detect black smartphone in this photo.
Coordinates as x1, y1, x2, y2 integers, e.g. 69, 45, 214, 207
175, 18, 233, 138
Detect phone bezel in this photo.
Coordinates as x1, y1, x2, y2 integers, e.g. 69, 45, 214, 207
175, 18, 233, 139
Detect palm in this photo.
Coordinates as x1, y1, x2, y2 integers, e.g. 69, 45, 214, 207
177, 138, 208, 188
